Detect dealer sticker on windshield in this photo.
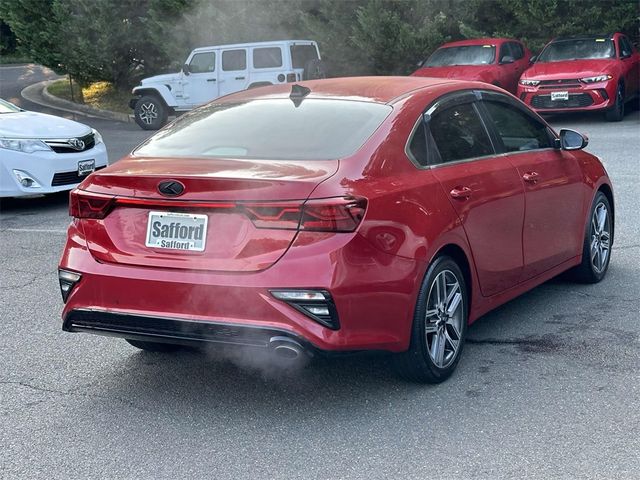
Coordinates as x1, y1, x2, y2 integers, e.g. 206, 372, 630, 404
551, 91, 569, 101
145, 211, 208, 252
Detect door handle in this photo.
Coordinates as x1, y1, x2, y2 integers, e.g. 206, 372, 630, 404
235, 76, 245, 80
450, 187, 472, 200
523, 172, 539, 183
207, 78, 216, 82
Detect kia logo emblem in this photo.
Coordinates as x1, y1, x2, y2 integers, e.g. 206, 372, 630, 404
158, 180, 185, 197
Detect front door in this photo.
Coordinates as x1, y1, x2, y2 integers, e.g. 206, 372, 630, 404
427, 98, 525, 297
480, 98, 584, 281
183, 50, 219, 107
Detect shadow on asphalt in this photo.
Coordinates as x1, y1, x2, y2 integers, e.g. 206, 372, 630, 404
0, 190, 69, 214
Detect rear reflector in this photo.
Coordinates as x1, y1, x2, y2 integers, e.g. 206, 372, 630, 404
271, 289, 340, 329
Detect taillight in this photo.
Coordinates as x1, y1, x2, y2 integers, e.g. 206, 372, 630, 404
300, 197, 367, 232
286, 73, 296, 82
244, 197, 367, 232
69, 189, 115, 219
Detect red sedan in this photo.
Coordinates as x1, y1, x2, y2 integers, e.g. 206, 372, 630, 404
59, 77, 614, 383
411, 38, 532, 94
518, 33, 640, 121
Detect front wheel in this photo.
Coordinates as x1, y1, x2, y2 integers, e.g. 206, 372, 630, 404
568, 191, 613, 283
134, 95, 168, 130
604, 84, 625, 122
393, 255, 468, 383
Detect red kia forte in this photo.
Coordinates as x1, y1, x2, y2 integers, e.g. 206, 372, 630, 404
517, 33, 640, 121
411, 38, 531, 94
59, 77, 614, 383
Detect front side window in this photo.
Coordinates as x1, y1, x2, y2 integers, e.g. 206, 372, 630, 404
429, 103, 493, 163
222, 49, 247, 71
253, 47, 283, 69
537, 38, 615, 62
189, 52, 216, 73
510, 42, 524, 60
619, 36, 633, 57
499, 43, 513, 62
425, 45, 496, 67
483, 101, 552, 152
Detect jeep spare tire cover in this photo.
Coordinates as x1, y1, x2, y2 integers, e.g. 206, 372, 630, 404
303, 59, 327, 80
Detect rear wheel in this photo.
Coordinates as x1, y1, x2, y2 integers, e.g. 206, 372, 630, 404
568, 191, 612, 283
393, 255, 468, 383
125, 339, 182, 352
134, 95, 168, 130
604, 83, 625, 122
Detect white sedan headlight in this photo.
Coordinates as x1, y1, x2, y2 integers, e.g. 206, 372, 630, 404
580, 75, 612, 83
519, 79, 540, 86
0, 138, 51, 154
92, 128, 104, 145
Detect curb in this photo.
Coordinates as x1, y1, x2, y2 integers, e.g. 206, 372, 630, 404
21, 80, 134, 123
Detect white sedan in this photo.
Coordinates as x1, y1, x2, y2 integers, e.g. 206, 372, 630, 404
0, 98, 108, 197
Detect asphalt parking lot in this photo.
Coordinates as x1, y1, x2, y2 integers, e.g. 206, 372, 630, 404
1, 65, 639, 479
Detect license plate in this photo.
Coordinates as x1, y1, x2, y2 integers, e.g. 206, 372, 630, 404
551, 91, 569, 101
77, 159, 95, 176
145, 211, 208, 252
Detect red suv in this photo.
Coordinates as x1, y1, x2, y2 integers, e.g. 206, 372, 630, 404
411, 38, 532, 94
517, 33, 640, 121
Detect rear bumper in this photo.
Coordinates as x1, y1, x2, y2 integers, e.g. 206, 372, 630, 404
63, 308, 318, 353
59, 221, 422, 353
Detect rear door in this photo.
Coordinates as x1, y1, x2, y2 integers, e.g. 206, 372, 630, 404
219, 48, 249, 96
426, 94, 525, 297
478, 93, 585, 281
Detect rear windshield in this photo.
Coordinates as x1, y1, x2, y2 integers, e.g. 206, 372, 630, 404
290, 44, 319, 69
425, 45, 496, 66
537, 38, 615, 62
134, 99, 392, 161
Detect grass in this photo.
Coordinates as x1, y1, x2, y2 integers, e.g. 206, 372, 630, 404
47, 78, 131, 114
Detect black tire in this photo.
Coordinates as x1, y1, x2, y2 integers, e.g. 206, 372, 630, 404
393, 255, 468, 383
134, 95, 168, 130
125, 339, 182, 352
303, 59, 327, 80
567, 191, 613, 283
604, 83, 625, 122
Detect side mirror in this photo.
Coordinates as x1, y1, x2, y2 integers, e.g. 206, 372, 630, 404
559, 129, 588, 150
529, 55, 537, 63
182, 63, 191, 75
500, 55, 514, 64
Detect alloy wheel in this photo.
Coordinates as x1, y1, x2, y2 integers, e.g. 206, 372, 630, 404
139, 102, 159, 124
590, 201, 611, 273
424, 269, 464, 368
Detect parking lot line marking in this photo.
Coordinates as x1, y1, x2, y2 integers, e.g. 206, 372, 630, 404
1, 228, 66, 234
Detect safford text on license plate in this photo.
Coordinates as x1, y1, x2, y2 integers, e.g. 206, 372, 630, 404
551, 91, 569, 101
145, 211, 208, 252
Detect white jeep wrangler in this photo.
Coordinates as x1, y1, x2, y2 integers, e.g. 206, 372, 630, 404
130, 40, 325, 130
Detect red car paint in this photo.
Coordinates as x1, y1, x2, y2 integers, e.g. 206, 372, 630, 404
518, 33, 640, 115
411, 38, 532, 94
59, 76, 613, 355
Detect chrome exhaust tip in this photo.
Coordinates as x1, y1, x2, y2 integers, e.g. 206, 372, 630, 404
269, 336, 304, 360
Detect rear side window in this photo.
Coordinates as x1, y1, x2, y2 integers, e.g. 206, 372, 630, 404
290, 44, 319, 69
222, 49, 247, 71
429, 103, 493, 163
189, 52, 216, 73
253, 47, 283, 68
134, 99, 392, 161
483, 101, 552, 152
